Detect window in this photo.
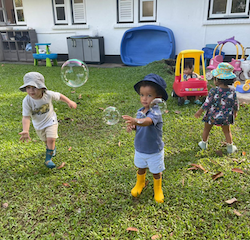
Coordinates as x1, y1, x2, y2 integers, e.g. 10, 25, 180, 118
118, 0, 134, 23
13, 0, 25, 24
117, 0, 156, 23
52, 0, 86, 25
139, 0, 156, 22
0, 0, 26, 25
72, 0, 86, 23
208, 0, 250, 19
53, 0, 68, 24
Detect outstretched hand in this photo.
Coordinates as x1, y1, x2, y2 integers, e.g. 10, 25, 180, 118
194, 108, 203, 119
122, 115, 136, 132
68, 100, 77, 109
19, 131, 31, 142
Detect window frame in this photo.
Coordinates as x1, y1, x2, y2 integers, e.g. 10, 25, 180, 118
0, 0, 6, 25
208, 0, 250, 19
13, 0, 26, 25
117, 0, 157, 24
52, 0, 68, 24
71, 0, 86, 24
117, 0, 134, 23
139, 0, 156, 22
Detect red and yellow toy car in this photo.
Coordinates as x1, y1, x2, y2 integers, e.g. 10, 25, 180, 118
172, 49, 208, 105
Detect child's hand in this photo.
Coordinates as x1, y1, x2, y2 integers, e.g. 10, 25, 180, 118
194, 108, 203, 119
126, 125, 136, 133
68, 100, 77, 109
19, 131, 31, 142
122, 115, 137, 126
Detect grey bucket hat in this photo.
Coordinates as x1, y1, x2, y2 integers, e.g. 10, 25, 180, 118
134, 73, 168, 101
19, 72, 47, 92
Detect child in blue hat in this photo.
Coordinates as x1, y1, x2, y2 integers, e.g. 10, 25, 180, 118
194, 63, 239, 153
122, 73, 168, 203
19, 72, 77, 168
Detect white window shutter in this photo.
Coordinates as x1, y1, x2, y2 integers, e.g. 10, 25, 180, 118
73, 0, 86, 23
119, 0, 133, 22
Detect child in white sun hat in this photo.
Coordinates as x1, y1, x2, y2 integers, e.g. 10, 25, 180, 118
19, 72, 77, 168
194, 62, 239, 153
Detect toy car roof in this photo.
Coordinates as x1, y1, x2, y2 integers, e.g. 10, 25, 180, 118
175, 49, 206, 78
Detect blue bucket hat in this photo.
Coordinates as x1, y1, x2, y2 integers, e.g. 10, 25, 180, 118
134, 73, 168, 101
212, 62, 236, 80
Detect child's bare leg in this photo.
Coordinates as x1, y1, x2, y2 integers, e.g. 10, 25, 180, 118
194, 96, 202, 104
221, 125, 232, 144
222, 125, 237, 153
138, 168, 146, 175
198, 122, 212, 150
184, 96, 190, 104
46, 138, 56, 150
202, 122, 213, 141
153, 173, 161, 179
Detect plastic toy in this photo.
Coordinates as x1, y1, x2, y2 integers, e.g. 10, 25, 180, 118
233, 47, 250, 92
206, 37, 245, 80
172, 49, 208, 105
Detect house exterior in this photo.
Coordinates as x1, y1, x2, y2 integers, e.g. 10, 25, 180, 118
0, 0, 249, 63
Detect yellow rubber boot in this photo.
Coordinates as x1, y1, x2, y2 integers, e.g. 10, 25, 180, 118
131, 172, 146, 197
153, 177, 164, 203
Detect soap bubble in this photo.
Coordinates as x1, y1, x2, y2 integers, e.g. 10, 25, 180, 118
103, 106, 120, 125
135, 111, 146, 124
61, 59, 89, 88
149, 98, 167, 115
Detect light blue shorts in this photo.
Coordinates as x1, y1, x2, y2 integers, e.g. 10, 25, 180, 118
134, 149, 165, 174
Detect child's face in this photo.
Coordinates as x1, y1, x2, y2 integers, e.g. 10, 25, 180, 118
183, 67, 193, 75
139, 85, 158, 110
26, 86, 43, 99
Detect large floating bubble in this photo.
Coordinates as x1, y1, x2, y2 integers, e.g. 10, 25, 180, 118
149, 98, 167, 115
103, 106, 120, 125
135, 111, 146, 124
61, 59, 89, 88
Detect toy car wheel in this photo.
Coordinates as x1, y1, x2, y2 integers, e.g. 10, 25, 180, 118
243, 83, 250, 91
239, 71, 245, 81
206, 71, 213, 80
178, 97, 184, 106
171, 90, 178, 97
234, 71, 241, 81
234, 81, 241, 87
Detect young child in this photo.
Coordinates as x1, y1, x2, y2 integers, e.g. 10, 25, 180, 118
122, 73, 168, 203
194, 62, 239, 153
19, 72, 77, 168
183, 60, 203, 105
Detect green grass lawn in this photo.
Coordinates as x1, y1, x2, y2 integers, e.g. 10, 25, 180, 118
0, 61, 249, 239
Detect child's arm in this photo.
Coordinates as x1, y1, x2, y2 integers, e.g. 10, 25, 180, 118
193, 72, 202, 80
233, 111, 237, 119
194, 108, 204, 118
19, 116, 31, 142
60, 94, 77, 109
122, 115, 153, 127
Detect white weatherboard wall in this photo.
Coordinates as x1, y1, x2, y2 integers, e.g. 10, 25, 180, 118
5, 0, 250, 58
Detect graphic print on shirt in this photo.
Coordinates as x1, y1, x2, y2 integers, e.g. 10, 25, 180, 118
32, 103, 49, 116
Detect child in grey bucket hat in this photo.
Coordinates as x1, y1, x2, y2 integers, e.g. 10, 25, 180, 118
19, 72, 77, 169
122, 73, 167, 203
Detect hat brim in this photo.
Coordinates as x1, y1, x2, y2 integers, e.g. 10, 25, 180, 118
134, 80, 168, 101
212, 69, 236, 79
19, 81, 47, 92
